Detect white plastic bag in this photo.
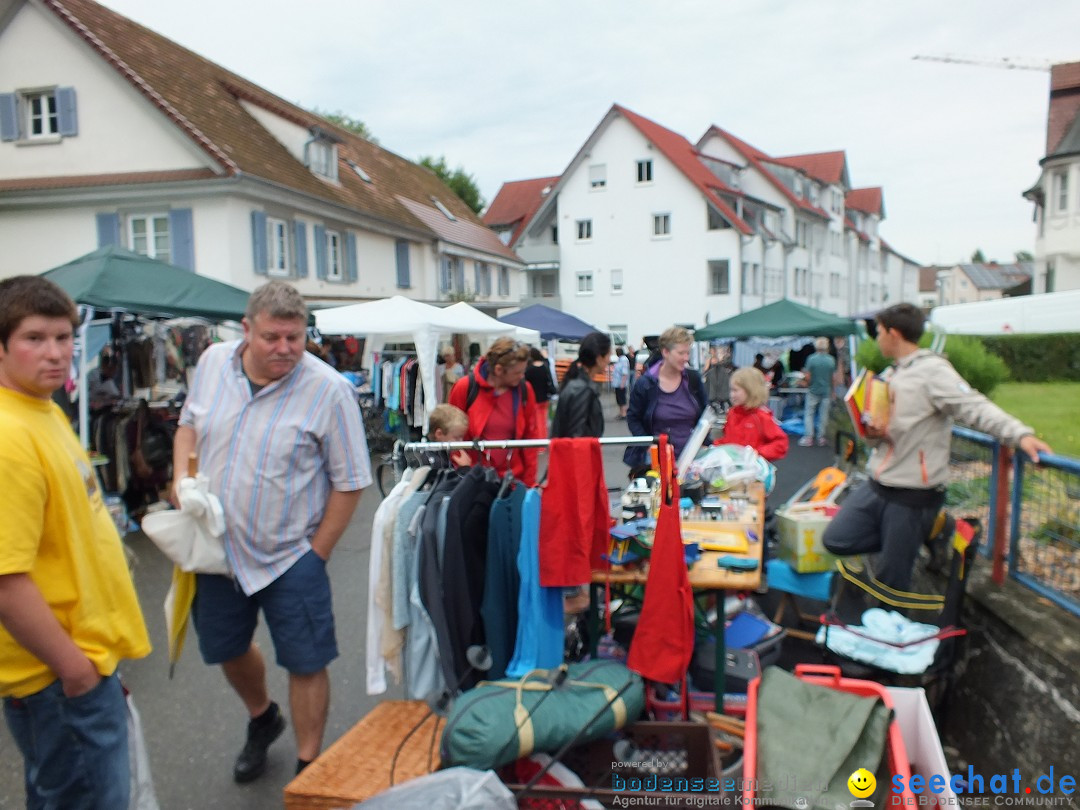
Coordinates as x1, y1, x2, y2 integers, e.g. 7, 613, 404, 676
354, 767, 515, 809
686, 443, 776, 494
141, 474, 228, 574
126, 692, 159, 810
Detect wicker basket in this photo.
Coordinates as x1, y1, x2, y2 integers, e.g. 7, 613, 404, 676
284, 700, 444, 810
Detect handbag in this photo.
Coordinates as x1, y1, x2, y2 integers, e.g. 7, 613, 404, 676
141, 474, 228, 575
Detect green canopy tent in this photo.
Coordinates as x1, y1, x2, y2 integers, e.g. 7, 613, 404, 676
41, 245, 252, 446
694, 298, 858, 340
42, 244, 251, 321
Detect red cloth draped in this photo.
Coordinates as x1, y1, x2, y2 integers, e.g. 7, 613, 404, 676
539, 437, 609, 587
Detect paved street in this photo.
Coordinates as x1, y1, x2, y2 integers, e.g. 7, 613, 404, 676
0, 393, 828, 808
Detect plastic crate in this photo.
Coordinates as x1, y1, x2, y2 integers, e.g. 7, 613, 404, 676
743, 664, 915, 807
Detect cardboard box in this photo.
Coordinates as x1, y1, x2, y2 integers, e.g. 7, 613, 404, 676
886, 686, 956, 800
776, 503, 838, 573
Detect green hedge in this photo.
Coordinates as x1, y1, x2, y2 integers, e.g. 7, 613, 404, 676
854, 333, 1009, 396
977, 333, 1080, 383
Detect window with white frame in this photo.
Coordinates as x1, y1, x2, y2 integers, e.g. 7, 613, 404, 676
129, 214, 170, 260
796, 221, 808, 248
25, 90, 58, 137
267, 218, 290, 276
306, 139, 338, 181
765, 267, 782, 296
707, 206, 728, 230
325, 230, 343, 281
475, 262, 492, 296
610, 268, 623, 293
576, 272, 594, 294
498, 265, 510, 296
653, 213, 671, 237
576, 219, 592, 240
551, 225, 558, 244
636, 159, 653, 183
609, 324, 629, 345
589, 164, 607, 189
708, 260, 729, 295
829, 272, 840, 297
1053, 170, 1069, 213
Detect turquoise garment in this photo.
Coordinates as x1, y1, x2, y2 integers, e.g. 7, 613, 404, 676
482, 485, 526, 680
506, 489, 564, 677
805, 352, 836, 397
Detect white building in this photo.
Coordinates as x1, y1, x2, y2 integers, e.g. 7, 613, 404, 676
1024, 62, 1080, 294
0, 0, 523, 307
489, 104, 920, 343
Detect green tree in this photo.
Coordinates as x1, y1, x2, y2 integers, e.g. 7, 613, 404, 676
1015, 250, 1034, 262
312, 108, 377, 143
971, 248, 987, 263
419, 155, 485, 214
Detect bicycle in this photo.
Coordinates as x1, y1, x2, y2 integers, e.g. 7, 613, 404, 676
374, 439, 407, 498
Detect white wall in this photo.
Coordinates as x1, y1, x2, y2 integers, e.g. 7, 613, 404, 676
0, 2, 213, 179
0, 206, 98, 276
1034, 157, 1080, 292
556, 115, 744, 342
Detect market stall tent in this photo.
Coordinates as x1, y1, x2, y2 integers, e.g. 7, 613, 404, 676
694, 299, 858, 340
928, 290, 1080, 335
497, 303, 599, 341
313, 296, 525, 429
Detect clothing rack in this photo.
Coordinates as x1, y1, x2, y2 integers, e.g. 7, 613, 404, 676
403, 436, 656, 452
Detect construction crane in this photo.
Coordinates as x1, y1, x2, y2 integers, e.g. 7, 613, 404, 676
913, 53, 1053, 72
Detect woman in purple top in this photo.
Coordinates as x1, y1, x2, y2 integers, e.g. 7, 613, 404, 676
623, 326, 707, 472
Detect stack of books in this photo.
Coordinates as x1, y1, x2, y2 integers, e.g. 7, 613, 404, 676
844, 369, 890, 437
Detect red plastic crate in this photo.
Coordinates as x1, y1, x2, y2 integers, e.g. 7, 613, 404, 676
743, 664, 915, 806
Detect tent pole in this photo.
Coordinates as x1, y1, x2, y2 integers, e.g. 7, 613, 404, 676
77, 306, 93, 449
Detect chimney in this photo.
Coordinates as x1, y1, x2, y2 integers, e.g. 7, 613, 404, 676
1046, 62, 1080, 156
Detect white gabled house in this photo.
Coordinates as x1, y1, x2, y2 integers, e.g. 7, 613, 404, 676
489, 104, 920, 344
0, 0, 523, 307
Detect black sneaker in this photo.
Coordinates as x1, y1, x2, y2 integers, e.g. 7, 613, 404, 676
233, 703, 286, 783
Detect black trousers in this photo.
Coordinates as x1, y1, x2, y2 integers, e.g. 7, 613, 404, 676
822, 481, 943, 591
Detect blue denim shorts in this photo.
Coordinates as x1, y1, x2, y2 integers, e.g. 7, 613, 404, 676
193, 549, 338, 674
3, 673, 130, 810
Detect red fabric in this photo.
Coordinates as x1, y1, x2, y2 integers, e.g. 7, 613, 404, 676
626, 436, 695, 684
539, 438, 609, 587
720, 405, 789, 461
532, 401, 549, 439
481, 389, 515, 472
448, 361, 539, 486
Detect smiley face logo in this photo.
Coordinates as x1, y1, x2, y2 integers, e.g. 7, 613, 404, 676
848, 768, 876, 798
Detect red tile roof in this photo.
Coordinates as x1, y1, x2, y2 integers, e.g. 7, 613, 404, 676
770, 151, 847, 186
614, 106, 752, 235
702, 127, 831, 221
845, 187, 884, 217
38, 0, 518, 263
483, 176, 560, 246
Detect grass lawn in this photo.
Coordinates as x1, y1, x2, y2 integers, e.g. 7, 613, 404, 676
991, 382, 1080, 458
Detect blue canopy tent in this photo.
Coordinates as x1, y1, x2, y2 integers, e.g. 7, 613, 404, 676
497, 303, 599, 341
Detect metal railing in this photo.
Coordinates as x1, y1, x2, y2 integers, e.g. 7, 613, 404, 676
946, 426, 1003, 562
1009, 451, 1080, 617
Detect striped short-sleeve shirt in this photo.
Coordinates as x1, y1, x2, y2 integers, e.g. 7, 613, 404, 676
179, 340, 371, 594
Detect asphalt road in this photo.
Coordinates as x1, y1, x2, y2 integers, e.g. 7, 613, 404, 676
0, 394, 830, 808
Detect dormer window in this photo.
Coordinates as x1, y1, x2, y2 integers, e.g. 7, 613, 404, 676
304, 127, 340, 181
431, 197, 457, 221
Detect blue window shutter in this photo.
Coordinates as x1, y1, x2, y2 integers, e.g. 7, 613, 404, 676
294, 222, 308, 278
345, 233, 358, 283
395, 240, 410, 288
0, 94, 18, 141
251, 211, 268, 275
96, 213, 120, 247
313, 225, 327, 280
454, 258, 465, 292
56, 88, 78, 137
168, 208, 194, 270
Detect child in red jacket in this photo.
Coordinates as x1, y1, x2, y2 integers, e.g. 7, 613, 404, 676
719, 367, 789, 461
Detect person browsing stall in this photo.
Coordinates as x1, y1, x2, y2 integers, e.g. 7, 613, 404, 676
611, 347, 631, 420
0, 276, 152, 809
172, 281, 370, 782
426, 403, 472, 469
551, 331, 611, 439
719, 367, 789, 461
624, 326, 707, 473
822, 303, 1051, 591
448, 337, 540, 486
799, 337, 837, 447
523, 346, 557, 438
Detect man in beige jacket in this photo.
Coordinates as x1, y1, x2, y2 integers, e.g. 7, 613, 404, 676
823, 303, 1051, 590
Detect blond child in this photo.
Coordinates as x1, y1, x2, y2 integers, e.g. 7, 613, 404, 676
427, 403, 471, 467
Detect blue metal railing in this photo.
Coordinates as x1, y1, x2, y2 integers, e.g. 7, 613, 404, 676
948, 426, 1002, 560
1010, 451, 1080, 618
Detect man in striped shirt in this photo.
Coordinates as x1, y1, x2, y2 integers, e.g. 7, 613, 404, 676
173, 281, 370, 782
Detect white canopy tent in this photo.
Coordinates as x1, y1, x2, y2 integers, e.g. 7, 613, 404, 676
313, 296, 537, 429
929, 290, 1080, 335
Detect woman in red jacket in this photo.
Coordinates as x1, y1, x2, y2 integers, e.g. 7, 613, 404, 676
719, 367, 789, 461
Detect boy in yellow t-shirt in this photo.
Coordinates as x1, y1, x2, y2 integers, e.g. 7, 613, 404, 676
0, 276, 151, 808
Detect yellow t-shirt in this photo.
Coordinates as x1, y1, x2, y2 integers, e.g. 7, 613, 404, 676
0, 388, 151, 698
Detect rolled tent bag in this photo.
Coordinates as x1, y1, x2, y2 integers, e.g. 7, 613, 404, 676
441, 660, 644, 770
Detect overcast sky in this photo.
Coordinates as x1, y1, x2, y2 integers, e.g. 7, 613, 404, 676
101, 0, 1077, 266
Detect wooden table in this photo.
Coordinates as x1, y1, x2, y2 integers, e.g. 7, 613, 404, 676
283, 700, 443, 809
592, 483, 765, 709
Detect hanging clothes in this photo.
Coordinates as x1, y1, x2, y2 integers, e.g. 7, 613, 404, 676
481, 483, 526, 680
506, 488, 564, 677
626, 435, 695, 684
538, 438, 610, 587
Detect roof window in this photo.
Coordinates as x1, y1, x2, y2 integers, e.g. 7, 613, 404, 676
431, 197, 457, 221
347, 159, 372, 183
